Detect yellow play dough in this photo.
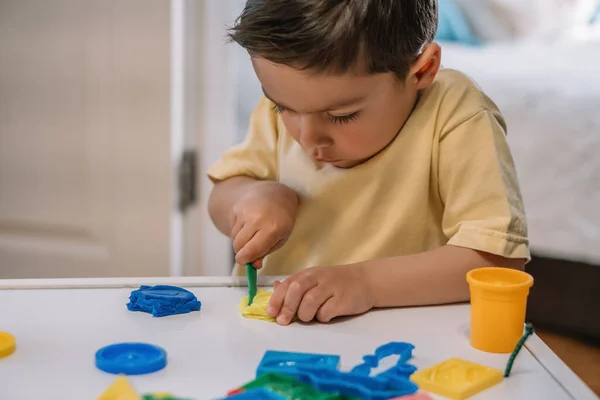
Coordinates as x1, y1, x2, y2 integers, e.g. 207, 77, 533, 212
239, 289, 276, 322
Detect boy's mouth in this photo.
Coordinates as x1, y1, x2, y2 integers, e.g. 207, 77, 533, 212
314, 157, 339, 163
311, 151, 340, 163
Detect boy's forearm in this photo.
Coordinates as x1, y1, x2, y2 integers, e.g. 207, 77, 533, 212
363, 245, 526, 308
207, 176, 259, 235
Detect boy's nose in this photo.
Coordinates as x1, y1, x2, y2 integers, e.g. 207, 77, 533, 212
299, 116, 331, 149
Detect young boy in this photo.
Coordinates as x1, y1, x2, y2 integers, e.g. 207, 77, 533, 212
207, 0, 530, 326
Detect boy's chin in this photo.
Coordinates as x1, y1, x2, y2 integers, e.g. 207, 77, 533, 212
328, 159, 363, 169
311, 154, 367, 168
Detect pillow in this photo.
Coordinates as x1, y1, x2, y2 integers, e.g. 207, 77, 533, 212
592, 3, 600, 23
454, 0, 600, 42
435, 0, 481, 45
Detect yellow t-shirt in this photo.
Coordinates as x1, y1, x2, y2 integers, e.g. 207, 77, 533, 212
207, 69, 530, 276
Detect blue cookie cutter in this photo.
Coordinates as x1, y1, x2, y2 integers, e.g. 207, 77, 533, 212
351, 341, 415, 376
254, 342, 419, 400
351, 341, 417, 393
257, 350, 340, 376
274, 364, 418, 400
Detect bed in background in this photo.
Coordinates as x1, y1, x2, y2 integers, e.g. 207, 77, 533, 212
436, 0, 600, 338
440, 38, 600, 339
440, 38, 600, 265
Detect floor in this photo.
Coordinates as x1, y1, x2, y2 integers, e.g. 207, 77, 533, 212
536, 328, 600, 396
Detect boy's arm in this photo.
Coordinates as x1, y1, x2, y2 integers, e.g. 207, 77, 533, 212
208, 176, 299, 266
268, 245, 526, 325
364, 101, 529, 307
206, 96, 281, 237
363, 246, 526, 308
208, 176, 260, 235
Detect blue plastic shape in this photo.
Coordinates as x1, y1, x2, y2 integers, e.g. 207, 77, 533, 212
95, 342, 167, 375
351, 341, 415, 376
274, 365, 418, 400
257, 350, 340, 376
257, 342, 418, 400
226, 388, 285, 400
127, 285, 201, 317
254, 342, 419, 400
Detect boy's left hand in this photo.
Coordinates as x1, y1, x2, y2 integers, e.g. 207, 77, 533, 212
267, 264, 374, 325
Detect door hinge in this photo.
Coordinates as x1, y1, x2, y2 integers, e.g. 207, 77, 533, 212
178, 150, 197, 212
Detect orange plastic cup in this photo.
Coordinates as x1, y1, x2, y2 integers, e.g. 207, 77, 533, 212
466, 267, 534, 353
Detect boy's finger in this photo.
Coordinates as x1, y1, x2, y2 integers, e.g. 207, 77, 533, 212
232, 223, 255, 255
316, 296, 342, 323
230, 218, 243, 242
236, 230, 280, 265
297, 286, 332, 322
267, 237, 286, 254
277, 278, 316, 325
268, 279, 288, 317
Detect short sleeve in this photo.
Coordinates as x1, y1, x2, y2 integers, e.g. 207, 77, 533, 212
438, 108, 531, 261
207, 96, 279, 182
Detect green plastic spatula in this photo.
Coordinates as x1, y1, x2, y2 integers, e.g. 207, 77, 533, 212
246, 263, 257, 305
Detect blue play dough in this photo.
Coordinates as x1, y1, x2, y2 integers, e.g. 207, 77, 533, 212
127, 285, 201, 317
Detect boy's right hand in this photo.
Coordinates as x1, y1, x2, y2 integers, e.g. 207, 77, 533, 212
230, 181, 299, 268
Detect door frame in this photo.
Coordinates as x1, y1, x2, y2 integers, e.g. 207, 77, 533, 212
171, 0, 238, 276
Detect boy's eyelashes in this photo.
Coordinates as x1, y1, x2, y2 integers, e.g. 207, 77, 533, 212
327, 111, 361, 125
271, 103, 361, 125
271, 103, 287, 114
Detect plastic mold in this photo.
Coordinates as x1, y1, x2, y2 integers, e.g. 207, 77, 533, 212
98, 376, 139, 400
141, 394, 193, 400
410, 357, 503, 400
0, 331, 16, 358
252, 342, 419, 400
351, 341, 417, 381
257, 350, 341, 376
388, 393, 434, 400
274, 364, 418, 400
226, 387, 285, 399
241, 372, 356, 400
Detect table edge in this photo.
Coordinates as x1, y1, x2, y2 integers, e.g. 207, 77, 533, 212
0, 276, 285, 290
3, 277, 597, 400
526, 334, 599, 400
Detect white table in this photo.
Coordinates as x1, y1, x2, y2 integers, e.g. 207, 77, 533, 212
0, 276, 597, 400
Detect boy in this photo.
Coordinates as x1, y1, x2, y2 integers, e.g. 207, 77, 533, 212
207, 0, 530, 326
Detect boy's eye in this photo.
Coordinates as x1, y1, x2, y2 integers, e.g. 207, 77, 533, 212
272, 103, 360, 125
271, 103, 287, 114
328, 111, 360, 125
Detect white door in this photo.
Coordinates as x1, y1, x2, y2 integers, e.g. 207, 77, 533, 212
0, 0, 175, 278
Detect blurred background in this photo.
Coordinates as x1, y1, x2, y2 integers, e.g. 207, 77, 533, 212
1, 0, 599, 277
1, 0, 599, 391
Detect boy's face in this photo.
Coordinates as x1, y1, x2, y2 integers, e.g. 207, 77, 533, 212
252, 57, 420, 169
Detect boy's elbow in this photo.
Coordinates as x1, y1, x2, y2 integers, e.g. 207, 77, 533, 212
491, 255, 527, 271
513, 259, 527, 270
501, 258, 526, 271
207, 180, 229, 232
207, 183, 219, 219
475, 249, 527, 270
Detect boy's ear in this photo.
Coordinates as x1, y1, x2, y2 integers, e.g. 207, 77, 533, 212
409, 42, 441, 90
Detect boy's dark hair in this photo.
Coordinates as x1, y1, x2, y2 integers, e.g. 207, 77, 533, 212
228, 0, 438, 80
